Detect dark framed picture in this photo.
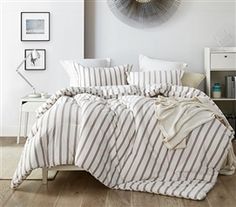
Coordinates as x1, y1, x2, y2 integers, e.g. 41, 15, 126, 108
21, 12, 50, 41
25, 49, 46, 70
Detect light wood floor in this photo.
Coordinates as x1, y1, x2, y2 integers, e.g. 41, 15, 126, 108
1, 138, 236, 207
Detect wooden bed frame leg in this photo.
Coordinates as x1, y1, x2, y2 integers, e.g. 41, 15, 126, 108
42, 168, 48, 184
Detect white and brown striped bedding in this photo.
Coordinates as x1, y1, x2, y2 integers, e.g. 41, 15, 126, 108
11, 84, 235, 200
66, 64, 132, 87
127, 70, 184, 87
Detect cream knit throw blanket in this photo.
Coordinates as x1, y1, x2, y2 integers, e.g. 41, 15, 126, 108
155, 96, 233, 150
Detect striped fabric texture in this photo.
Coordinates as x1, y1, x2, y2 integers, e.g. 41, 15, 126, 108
127, 70, 184, 87
68, 64, 132, 87
11, 84, 235, 200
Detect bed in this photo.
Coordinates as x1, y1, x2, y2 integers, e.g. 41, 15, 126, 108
11, 83, 236, 200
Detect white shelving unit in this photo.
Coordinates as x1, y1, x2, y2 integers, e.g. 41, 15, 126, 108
204, 47, 236, 130
205, 47, 236, 98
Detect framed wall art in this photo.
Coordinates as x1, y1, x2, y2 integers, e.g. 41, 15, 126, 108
21, 12, 50, 41
24, 49, 46, 70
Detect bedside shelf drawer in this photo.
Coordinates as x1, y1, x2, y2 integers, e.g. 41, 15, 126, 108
21, 102, 43, 112
211, 53, 236, 70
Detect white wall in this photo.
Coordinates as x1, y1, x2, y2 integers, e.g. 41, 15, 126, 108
0, 1, 84, 136
1, 0, 236, 136
85, 0, 236, 71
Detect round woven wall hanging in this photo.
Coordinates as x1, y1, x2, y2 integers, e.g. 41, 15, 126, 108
107, 0, 181, 28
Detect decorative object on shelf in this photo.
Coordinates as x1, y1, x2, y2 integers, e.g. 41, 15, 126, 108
107, 0, 180, 28
40, 92, 50, 99
212, 83, 222, 99
225, 76, 236, 98
16, 49, 42, 98
21, 12, 50, 41
25, 49, 46, 70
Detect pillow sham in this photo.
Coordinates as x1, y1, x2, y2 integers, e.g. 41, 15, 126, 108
127, 70, 184, 87
70, 64, 132, 87
181, 71, 205, 89
61, 58, 111, 86
139, 54, 187, 71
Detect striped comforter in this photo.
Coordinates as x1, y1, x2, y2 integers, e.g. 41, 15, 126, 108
11, 84, 235, 200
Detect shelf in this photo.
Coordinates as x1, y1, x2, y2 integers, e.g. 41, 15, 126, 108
212, 98, 236, 101
208, 47, 236, 53
21, 96, 50, 102
210, 69, 236, 72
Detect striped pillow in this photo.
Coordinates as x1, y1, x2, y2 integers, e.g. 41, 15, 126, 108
127, 70, 184, 87
73, 64, 132, 87
61, 58, 111, 86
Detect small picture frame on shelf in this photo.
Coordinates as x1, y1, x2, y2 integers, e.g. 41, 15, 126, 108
25, 49, 46, 70
21, 12, 50, 41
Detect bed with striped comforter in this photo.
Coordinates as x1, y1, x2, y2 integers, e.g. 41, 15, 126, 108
11, 84, 235, 200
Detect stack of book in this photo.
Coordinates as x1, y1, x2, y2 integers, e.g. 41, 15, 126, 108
225, 76, 236, 98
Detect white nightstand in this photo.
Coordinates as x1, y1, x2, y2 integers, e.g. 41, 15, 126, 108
17, 96, 48, 144
205, 47, 236, 133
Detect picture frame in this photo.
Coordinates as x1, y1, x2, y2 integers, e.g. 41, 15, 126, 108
21, 12, 50, 41
25, 49, 46, 70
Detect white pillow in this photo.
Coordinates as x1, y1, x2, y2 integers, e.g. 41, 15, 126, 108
181, 72, 205, 89
139, 54, 187, 71
68, 64, 132, 87
128, 70, 184, 87
61, 58, 111, 86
